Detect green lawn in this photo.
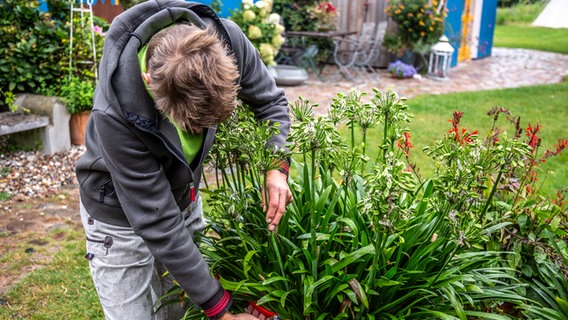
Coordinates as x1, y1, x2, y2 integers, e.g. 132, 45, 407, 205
494, 0, 568, 55
0, 228, 104, 319
494, 25, 568, 54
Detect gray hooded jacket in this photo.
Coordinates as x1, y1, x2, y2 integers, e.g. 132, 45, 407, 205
75, 0, 290, 311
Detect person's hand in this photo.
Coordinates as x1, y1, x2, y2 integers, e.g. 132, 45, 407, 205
261, 169, 293, 231
218, 311, 260, 320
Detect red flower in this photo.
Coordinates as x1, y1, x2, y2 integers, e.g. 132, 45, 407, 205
447, 111, 477, 145
397, 131, 413, 156
526, 123, 541, 153
542, 138, 568, 159
316, 2, 336, 13
449, 110, 463, 129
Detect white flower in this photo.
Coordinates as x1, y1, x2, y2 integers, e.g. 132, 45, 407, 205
259, 43, 276, 65
271, 34, 285, 47
247, 25, 262, 40
255, 0, 267, 9
266, 13, 281, 25
274, 23, 285, 35
242, 0, 253, 9
263, 0, 273, 12
243, 10, 256, 22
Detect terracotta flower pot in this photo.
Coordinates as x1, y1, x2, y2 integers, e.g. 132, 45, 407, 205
69, 110, 91, 145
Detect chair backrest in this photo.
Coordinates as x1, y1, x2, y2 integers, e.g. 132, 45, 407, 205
356, 22, 376, 52
356, 21, 388, 64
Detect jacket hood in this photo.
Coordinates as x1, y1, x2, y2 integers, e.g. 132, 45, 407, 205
97, 0, 232, 121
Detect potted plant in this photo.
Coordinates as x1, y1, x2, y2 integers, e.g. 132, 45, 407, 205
385, 0, 446, 67
308, 1, 338, 32
387, 59, 418, 79
60, 74, 95, 145
58, 10, 106, 145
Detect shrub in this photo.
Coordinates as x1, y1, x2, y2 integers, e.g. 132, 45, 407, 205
59, 74, 95, 114
162, 88, 567, 318
0, 0, 65, 108
0, 0, 107, 113
385, 0, 446, 53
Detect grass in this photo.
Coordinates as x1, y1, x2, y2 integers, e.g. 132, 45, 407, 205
495, 1, 545, 26
0, 228, 103, 319
494, 0, 568, 54
494, 26, 568, 54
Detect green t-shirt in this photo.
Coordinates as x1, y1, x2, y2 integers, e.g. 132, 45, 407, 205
138, 44, 204, 164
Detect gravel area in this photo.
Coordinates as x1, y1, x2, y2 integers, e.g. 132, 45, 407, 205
0, 145, 84, 201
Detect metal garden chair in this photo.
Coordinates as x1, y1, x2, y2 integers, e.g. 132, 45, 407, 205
331, 22, 387, 83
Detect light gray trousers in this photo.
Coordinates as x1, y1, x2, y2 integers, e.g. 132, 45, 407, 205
80, 198, 206, 320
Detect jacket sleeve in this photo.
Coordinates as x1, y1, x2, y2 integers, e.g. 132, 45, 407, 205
222, 19, 291, 153
89, 110, 226, 310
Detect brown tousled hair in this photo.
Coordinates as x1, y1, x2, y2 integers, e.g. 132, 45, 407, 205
146, 24, 240, 133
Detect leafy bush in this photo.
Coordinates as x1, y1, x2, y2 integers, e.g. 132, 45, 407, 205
496, 0, 545, 25
0, 0, 107, 113
165, 88, 567, 318
385, 0, 446, 53
0, 0, 66, 108
59, 74, 95, 114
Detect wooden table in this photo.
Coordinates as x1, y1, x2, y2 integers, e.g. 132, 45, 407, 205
286, 30, 357, 39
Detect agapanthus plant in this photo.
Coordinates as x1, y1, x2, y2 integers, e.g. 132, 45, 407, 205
159, 88, 568, 319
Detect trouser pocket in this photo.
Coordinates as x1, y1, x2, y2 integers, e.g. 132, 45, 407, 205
85, 235, 113, 260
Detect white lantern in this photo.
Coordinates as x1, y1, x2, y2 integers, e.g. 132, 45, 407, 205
427, 35, 455, 81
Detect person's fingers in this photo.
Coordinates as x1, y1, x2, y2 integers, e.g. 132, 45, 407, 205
247, 302, 260, 316
267, 189, 287, 230
263, 170, 292, 231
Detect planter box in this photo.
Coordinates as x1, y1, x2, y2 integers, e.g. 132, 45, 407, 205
268, 65, 309, 86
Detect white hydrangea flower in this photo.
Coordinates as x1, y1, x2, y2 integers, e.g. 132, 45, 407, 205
247, 25, 262, 40
266, 13, 281, 24
242, 0, 253, 9
243, 10, 256, 22
255, 0, 267, 9
274, 23, 285, 35
271, 34, 285, 47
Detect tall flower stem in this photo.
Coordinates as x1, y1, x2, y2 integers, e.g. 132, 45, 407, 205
481, 163, 505, 217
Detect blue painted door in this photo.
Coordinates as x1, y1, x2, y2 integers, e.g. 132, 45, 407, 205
476, 0, 497, 59
444, 0, 464, 67
194, 0, 240, 18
